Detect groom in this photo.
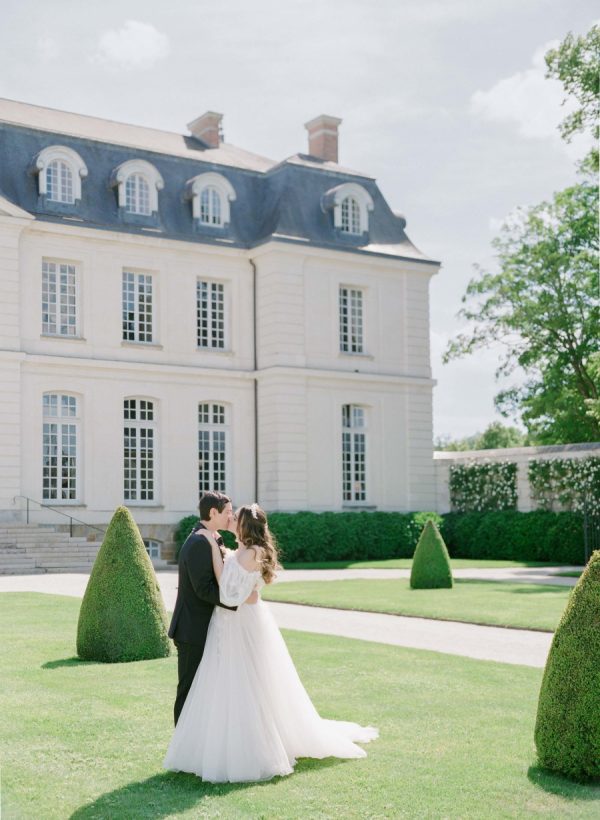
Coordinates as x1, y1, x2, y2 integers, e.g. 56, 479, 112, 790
169, 490, 255, 725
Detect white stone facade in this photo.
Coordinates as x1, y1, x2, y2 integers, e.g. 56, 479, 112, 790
0, 103, 440, 546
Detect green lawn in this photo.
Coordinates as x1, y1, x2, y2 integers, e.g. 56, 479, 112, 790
555, 571, 583, 578
282, 558, 572, 570
263, 579, 572, 631
2, 593, 599, 819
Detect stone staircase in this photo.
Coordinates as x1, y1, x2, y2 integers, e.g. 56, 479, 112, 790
0, 523, 103, 575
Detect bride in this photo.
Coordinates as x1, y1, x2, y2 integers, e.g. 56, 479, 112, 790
163, 503, 377, 783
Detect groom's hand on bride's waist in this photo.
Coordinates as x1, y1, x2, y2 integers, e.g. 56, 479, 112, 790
245, 590, 259, 605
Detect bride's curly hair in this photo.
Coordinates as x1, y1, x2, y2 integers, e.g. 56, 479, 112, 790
236, 504, 281, 584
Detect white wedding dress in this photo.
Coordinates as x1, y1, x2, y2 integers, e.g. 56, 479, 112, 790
163, 550, 378, 783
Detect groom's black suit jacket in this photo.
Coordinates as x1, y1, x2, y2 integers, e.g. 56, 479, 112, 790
168, 525, 236, 646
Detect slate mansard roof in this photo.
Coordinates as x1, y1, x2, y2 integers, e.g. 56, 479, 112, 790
0, 98, 437, 264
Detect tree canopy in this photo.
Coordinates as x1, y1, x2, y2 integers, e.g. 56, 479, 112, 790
445, 25, 600, 444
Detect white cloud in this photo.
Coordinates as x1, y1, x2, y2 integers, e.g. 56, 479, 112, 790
37, 35, 60, 61
469, 40, 595, 162
470, 41, 566, 138
91, 21, 170, 70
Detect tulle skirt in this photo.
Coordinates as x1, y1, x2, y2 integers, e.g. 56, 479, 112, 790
163, 599, 378, 783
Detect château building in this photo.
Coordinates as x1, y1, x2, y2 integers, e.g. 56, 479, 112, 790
0, 98, 440, 555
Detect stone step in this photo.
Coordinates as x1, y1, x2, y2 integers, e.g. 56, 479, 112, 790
0, 566, 47, 575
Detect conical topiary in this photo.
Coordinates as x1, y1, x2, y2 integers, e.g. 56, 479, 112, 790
77, 506, 171, 662
534, 549, 600, 781
410, 519, 453, 589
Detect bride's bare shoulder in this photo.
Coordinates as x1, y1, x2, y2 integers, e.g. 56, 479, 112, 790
238, 546, 262, 572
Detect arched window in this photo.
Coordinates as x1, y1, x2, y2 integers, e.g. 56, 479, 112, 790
124, 398, 157, 502
200, 186, 222, 225
185, 172, 236, 227
340, 196, 361, 234
46, 160, 74, 203
111, 160, 163, 216
42, 393, 79, 501
198, 403, 228, 493
321, 182, 374, 236
33, 146, 88, 203
125, 173, 151, 215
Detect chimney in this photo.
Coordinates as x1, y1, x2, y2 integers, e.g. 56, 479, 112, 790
187, 111, 223, 147
304, 114, 342, 163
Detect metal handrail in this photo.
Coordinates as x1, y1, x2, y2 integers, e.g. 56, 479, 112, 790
12, 495, 105, 539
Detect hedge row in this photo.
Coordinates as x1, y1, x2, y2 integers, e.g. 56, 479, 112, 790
440, 511, 585, 564
174, 510, 586, 565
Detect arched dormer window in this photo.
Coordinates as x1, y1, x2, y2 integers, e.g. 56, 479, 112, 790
34, 146, 88, 204
111, 160, 164, 216
321, 182, 374, 237
341, 196, 361, 234
185, 172, 236, 228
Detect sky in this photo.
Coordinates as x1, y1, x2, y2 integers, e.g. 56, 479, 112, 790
0, 0, 596, 440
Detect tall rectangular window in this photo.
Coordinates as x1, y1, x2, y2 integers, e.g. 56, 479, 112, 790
42, 261, 78, 337
124, 399, 155, 501
42, 393, 78, 501
342, 404, 366, 503
122, 271, 153, 343
198, 403, 227, 493
339, 287, 364, 353
197, 280, 225, 349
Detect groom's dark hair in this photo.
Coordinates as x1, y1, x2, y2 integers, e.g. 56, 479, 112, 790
199, 491, 231, 521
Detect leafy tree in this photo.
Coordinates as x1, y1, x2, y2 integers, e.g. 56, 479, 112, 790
436, 422, 527, 451
545, 25, 600, 173
445, 181, 599, 444
586, 353, 600, 424
445, 26, 600, 444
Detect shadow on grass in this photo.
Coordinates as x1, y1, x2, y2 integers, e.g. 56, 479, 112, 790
42, 656, 99, 670
69, 758, 345, 819
527, 765, 600, 800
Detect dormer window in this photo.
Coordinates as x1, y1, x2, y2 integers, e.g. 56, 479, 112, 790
185, 172, 236, 230
33, 146, 88, 205
200, 186, 222, 225
321, 182, 374, 238
125, 173, 151, 215
341, 196, 361, 234
111, 160, 164, 217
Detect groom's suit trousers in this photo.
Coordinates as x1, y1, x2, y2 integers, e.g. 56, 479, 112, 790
174, 641, 206, 725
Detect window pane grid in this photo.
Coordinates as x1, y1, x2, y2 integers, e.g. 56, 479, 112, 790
46, 161, 74, 203
198, 403, 227, 493
125, 174, 151, 215
200, 186, 222, 225
42, 394, 78, 501
124, 399, 155, 501
341, 196, 361, 234
342, 405, 367, 502
339, 287, 364, 353
197, 280, 225, 349
122, 271, 153, 343
42, 261, 77, 336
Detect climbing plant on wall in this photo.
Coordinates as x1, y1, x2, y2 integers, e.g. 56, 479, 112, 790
529, 456, 600, 512
449, 461, 518, 512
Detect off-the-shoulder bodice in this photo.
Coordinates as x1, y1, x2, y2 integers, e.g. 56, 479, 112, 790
219, 550, 264, 607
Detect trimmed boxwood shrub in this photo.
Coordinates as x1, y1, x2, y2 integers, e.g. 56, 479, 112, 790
534, 549, 600, 780
77, 506, 171, 663
440, 510, 585, 564
410, 520, 453, 589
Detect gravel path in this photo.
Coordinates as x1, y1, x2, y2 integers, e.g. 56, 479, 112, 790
0, 571, 556, 668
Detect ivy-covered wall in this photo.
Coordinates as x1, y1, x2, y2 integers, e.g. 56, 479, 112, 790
434, 444, 600, 513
